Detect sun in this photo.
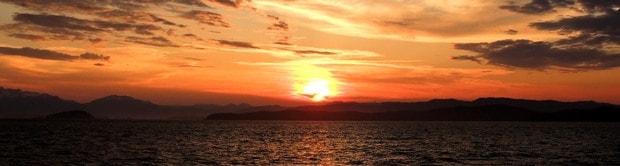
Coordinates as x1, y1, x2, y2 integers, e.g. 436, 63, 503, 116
299, 79, 333, 102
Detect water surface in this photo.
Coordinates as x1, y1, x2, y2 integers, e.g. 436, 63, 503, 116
1, 120, 618, 165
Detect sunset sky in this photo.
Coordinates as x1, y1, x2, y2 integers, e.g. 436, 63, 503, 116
0, 0, 619, 105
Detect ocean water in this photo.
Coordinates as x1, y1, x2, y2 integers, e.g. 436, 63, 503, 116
0, 120, 619, 165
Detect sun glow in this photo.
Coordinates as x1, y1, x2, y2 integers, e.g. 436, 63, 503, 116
301, 79, 333, 101
289, 60, 341, 102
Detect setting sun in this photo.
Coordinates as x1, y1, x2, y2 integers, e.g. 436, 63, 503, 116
301, 79, 333, 102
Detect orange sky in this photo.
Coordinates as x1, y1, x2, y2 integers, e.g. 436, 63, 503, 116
0, 0, 619, 105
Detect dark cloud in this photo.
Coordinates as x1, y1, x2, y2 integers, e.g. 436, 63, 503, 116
14, 13, 100, 31
0, 0, 107, 12
530, 10, 620, 45
0, 0, 214, 45
182, 10, 230, 28
0, 0, 209, 11
504, 29, 519, 35
8, 33, 46, 41
274, 36, 292, 45
182, 33, 205, 41
453, 39, 620, 70
500, 0, 620, 15
274, 41, 292, 45
174, 0, 210, 7
293, 50, 337, 55
268, 21, 289, 31
266, 14, 289, 31
500, 0, 575, 14
577, 0, 620, 13
451, 55, 482, 63
79, 53, 110, 61
0, 46, 110, 61
0, 0, 190, 27
11, 13, 162, 36
89, 38, 105, 44
206, 0, 246, 8
96, 10, 181, 27
126, 36, 179, 47
456, 0, 620, 71
215, 40, 259, 49
1, 22, 90, 40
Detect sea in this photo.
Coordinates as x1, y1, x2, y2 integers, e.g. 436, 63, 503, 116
1, 120, 619, 165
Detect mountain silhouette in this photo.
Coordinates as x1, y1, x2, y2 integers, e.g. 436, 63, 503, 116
85, 95, 163, 119
2, 86, 619, 121
0, 87, 81, 118
0, 87, 254, 119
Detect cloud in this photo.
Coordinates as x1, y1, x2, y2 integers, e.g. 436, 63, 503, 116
215, 40, 259, 49
182, 33, 205, 41
500, 0, 619, 14
274, 41, 292, 45
9, 13, 163, 37
0, 0, 217, 46
499, 0, 574, 14
454, 0, 620, 71
79, 53, 110, 61
293, 50, 337, 55
8, 33, 46, 41
451, 55, 482, 63
0, 0, 209, 11
453, 39, 620, 70
252, 1, 531, 42
126, 36, 179, 47
96, 10, 182, 27
504, 29, 518, 35
273, 36, 292, 45
182, 10, 230, 27
206, 0, 247, 8
529, 9, 620, 45
0, 46, 110, 61
266, 15, 289, 31
268, 21, 289, 31
14, 13, 101, 31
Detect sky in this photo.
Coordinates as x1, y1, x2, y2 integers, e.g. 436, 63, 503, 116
0, 0, 619, 105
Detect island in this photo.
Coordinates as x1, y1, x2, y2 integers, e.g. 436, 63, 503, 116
45, 110, 96, 120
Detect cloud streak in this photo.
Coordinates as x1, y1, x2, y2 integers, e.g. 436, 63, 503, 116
215, 40, 259, 49
0, 47, 110, 61
182, 10, 230, 28
453, 39, 620, 70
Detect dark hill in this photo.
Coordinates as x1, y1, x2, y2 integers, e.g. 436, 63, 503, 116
207, 105, 620, 121
0, 87, 81, 118
85, 95, 165, 119
45, 110, 96, 120
472, 97, 607, 112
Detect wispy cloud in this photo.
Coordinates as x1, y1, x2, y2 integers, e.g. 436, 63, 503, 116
0, 46, 110, 61
182, 10, 230, 28
252, 0, 539, 42
215, 40, 260, 49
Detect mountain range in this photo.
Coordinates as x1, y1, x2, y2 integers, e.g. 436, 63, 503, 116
1, 86, 619, 121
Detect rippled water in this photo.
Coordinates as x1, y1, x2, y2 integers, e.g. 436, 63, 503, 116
1, 120, 619, 165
